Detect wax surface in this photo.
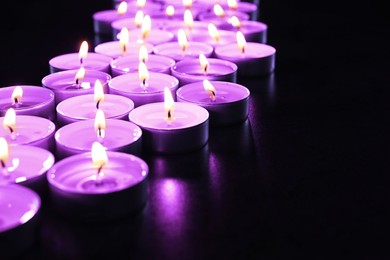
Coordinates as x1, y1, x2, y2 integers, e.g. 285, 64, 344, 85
55, 119, 142, 151
197, 10, 250, 25
153, 42, 213, 61
0, 185, 40, 232
94, 41, 154, 58
49, 52, 113, 72
177, 81, 250, 104
172, 58, 237, 76
42, 70, 111, 90
215, 42, 276, 58
0, 145, 54, 185
47, 152, 148, 194
57, 94, 134, 121
111, 54, 175, 75
93, 10, 135, 24
129, 102, 209, 130
218, 20, 268, 35
115, 29, 175, 46
189, 29, 237, 47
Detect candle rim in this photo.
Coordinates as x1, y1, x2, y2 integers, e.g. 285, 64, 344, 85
171, 57, 238, 74
111, 53, 176, 71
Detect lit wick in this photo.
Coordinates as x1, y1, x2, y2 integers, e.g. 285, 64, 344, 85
3, 108, 17, 141
75, 67, 86, 87
11, 86, 23, 108
164, 87, 175, 124
203, 80, 216, 101
236, 31, 246, 54
94, 109, 106, 142
0, 137, 9, 178
199, 53, 209, 73
94, 79, 105, 110
91, 141, 108, 183
138, 61, 149, 90
178, 29, 188, 52
79, 41, 89, 66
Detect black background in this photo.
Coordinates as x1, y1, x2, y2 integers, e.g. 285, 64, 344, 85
1, 0, 390, 258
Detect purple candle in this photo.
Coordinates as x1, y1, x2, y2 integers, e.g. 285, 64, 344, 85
41, 68, 111, 105
214, 31, 276, 77
109, 62, 179, 107
197, 3, 250, 26
49, 41, 113, 74
0, 109, 56, 152
0, 138, 55, 195
0, 184, 41, 258
171, 54, 237, 86
217, 16, 268, 43
128, 87, 209, 154
47, 143, 149, 221
176, 80, 250, 126
220, 0, 258, 21
0, 85, 56, 121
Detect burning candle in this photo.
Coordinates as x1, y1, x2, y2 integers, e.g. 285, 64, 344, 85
49, 40, 113, 74
176, 80, 250, 126
197, 3, 250, 26
218, 16, 268, 43
110, 44, 176, 76
0, 108, 56, 151
0, 85, 56, 121
55, 110, 142, 159
109, 61, 179, 107
171, 53, 237, 86
153, 29, 213, 61
94, 27, 154, 59
56, 80, 135, 126
47, 142, 149, 221
42, 68, 111, 105
0, 184, 41, 259
0, 137, 55, 195
128, 87, 209, 153
214, 31, 276, 77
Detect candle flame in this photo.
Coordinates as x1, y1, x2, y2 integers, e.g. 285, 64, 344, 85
199, 53, 209, 72
11, 86, 23, 105
94, 80, 105, 109
117, 1, 128, 15
184, 9, 194, 31
136, 0, 146, 8
141, 15, 151, 40
164, 87, 175, 124
94, 109, 106, 139
203, 80, 216, 101
178, 29, 188, 52
78, 41, 89, 64
0, 137, 9, 168
208, 23, 220, 42
236, 31, 246, 53
138, 45, 149, 62
227, 0, 238, 10
229, 16, 241, 29
91, 141, 108, 180
3, 108, 16, 135
183, 0, 192, 8
138, 61, 149, 86
119, 27, 129, 55
165, 5, 174, 17
75, 66, 86, 84
213, 4, 225, 17
134, 10, 144, 28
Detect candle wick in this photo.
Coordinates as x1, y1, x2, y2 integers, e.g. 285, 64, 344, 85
75, 78, 80, 85
8, 126, 14, 134
96, 100, 100, 109
241, 47, 245, 54
80, 58, 83, 65
143, 79, 146, 86
14, 98, 20, 108
211, 90, 216, 101
122, 45, 127, 54
1, 160, 5, 168
0, 160, 9, 178
204, 65, 208, 73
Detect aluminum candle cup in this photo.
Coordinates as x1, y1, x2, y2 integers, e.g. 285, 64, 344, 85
47, 151, 149, 222
56, 94, 135, 126
153, 41, 214, 62
0, 85, 56, 121
171, 58, 237, 86
108, 72, 179, 107
0, 185, 41, 259
55, 118, 143, 159
218, 20, 268, 43
42, 69, 111, 105
0, 115, 56, 152
177, 81, 250, 126
94, 41, 154, 59
110, 54, 176, 76
214, 42, 276, 77
49, 52, 113, 74
128, 102, 209, 154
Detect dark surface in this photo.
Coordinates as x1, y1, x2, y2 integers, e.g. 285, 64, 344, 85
1, 0, 390, 258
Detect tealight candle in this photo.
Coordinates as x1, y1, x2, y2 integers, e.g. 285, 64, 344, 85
47, 142, 149, 221
0, 138, 55, 195
0, 85, 56, 121
42, 68, 111, 105
217, 16, 268, 43
128, 87, 209, 154
0, 185, 41, 259
0, 109, 56, 151
220, 0, 258, 21
214, 31, 276, 77
171, 54, 238, 86
55, 115, 142, 159
109, 62, 179, 107
49, 41, 113, 74
197, 3, 250, 26
56, 80, 135, 126
153, 29, 214, 61
176, 80, 250, 126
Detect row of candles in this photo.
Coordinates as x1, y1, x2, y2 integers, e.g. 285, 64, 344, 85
0, 0, 275, 256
